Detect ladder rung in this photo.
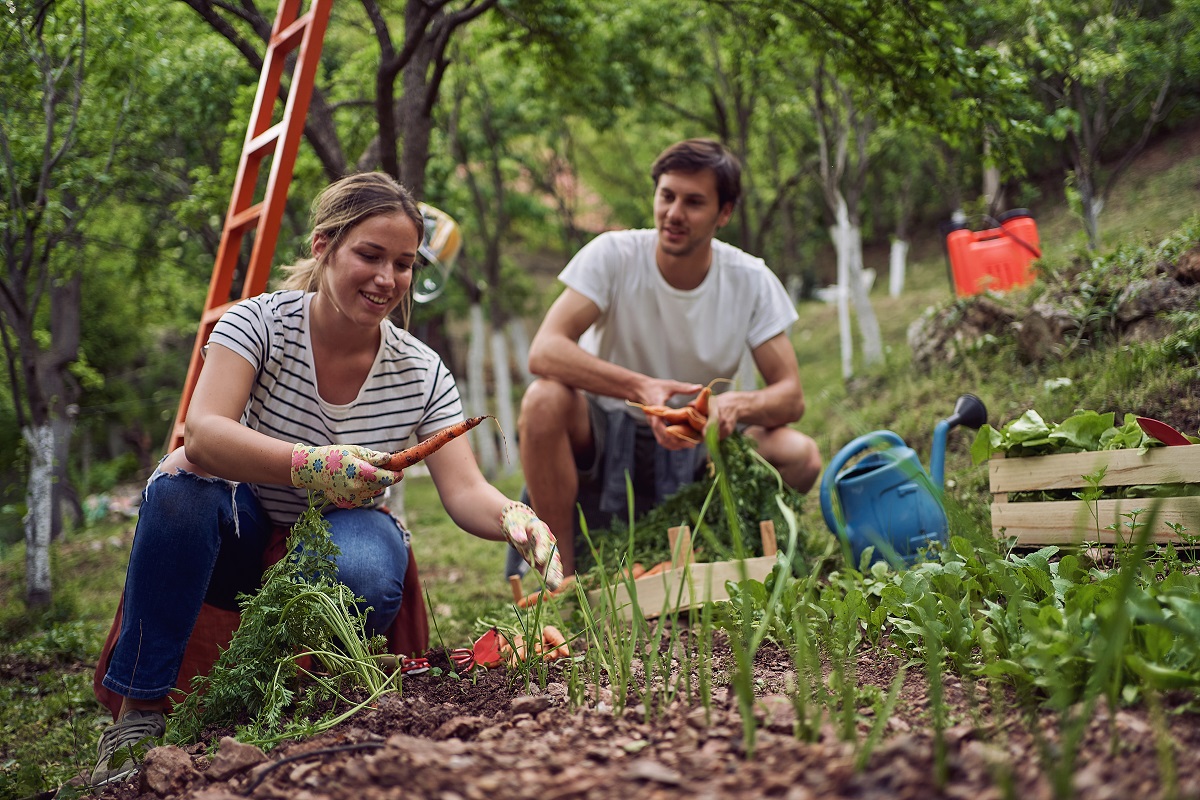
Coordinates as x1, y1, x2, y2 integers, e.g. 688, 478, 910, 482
227, 203, 264, 233
245, 123, 283, 161
273, 12, 312, 51
201, 301, 238, 325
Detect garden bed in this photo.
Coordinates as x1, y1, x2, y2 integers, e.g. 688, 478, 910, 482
989, 446, 1200, 545
81, 637, 1200, 800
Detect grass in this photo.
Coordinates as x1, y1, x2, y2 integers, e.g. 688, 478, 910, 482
3, 125, 1200, 797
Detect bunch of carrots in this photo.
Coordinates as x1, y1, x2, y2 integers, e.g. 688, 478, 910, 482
628, 378, 730, 445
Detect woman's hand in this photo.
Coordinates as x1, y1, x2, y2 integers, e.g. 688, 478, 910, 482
501, 501, 564, 590
290, 444, 401, 509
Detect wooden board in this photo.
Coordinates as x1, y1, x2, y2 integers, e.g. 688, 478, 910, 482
990, 447, 1200, 493
989, 447, 1200, 545
587, 555, 779, 623
991, 496, 1200, 544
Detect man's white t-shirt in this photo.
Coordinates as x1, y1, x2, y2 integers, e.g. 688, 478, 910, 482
559, 229, 799, 415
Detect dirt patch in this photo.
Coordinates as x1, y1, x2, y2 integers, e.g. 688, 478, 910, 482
80, 639, 1200, 800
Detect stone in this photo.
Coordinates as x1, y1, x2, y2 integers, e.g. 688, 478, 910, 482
433, 715, 486, 741
205, 736, 267, 781
511, 694, 551, 715
625, 757, 683, 785
139, 745, 200, 796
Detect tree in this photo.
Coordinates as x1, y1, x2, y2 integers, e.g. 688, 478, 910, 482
181, 0, 498, 197
810, 59, 883, 379
1, 0, 94, 606
1, 0, 252, 606
1013, 0, 1200, 250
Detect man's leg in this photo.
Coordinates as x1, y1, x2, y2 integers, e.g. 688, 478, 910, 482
744, 425, 823, 493
518, 379, 593, 576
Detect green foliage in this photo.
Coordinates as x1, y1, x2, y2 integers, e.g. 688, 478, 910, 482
970, 409, 1160, 462
167, 500, 393, 750
724, 527, 1200, 725
581, 433, 816, 573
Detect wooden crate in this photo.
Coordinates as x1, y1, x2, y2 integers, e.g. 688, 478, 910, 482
989, 447, 1200, 545
587, 522, 780, 622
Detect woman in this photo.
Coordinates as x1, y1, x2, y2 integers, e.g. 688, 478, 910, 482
91, 172, 561, 785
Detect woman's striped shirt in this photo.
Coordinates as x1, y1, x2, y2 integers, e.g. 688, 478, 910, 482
207, 290, 464, 526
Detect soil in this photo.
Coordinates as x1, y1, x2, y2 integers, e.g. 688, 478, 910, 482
77, 636, 1200, 800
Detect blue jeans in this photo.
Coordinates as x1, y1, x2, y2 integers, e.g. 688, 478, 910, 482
102, 469, 410, 700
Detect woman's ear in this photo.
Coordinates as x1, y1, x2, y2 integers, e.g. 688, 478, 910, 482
311, 232, 328, 259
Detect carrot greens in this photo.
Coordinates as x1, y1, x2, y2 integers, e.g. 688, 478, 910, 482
168, 497, 395, 750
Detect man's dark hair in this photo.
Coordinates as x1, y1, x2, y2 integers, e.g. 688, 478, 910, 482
650, 138, 742, 209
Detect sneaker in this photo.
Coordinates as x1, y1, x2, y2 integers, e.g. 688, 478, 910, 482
90, 709, 166, 786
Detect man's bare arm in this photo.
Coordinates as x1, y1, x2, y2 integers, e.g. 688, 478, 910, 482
710, 333, 805, 438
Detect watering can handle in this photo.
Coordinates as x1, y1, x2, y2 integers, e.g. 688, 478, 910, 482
819, 430, 908, 535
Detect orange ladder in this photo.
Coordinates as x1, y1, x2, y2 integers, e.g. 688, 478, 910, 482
168, 0, 333, 452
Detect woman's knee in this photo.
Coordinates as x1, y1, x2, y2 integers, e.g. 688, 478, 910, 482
325, 511, 409, 613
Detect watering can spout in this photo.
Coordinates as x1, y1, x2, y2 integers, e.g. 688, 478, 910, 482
930, 394, 988, 487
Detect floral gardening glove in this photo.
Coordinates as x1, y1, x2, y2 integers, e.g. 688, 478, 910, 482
501, 501, 563, 591
290, 444, 400, 509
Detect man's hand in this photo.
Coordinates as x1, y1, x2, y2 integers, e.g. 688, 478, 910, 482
501, 501, 564, 590
635, 378, 704, 449
290, 444, 400, 509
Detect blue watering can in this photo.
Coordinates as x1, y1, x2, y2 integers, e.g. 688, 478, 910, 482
819, 394, 988, 567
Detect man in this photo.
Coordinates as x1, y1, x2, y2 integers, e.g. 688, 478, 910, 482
517, 138, 821, 577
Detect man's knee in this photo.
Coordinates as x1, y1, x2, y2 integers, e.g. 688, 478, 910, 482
519, 379, 590, 447
749, 426, 821, 494
519, 379, 572, 432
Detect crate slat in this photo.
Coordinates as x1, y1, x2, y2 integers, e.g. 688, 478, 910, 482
588, 555, 777, 623
990, 447, 1200, 493
991, 496, 1200, 544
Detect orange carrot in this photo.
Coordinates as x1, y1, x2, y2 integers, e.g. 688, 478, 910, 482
541, 624, 569, 661
665, 423, 702, 444
684, 406, 708, 432
688, 378, 732, 417
625, 400, 691, 425
641, 559, 674, 577
386, 415, 492, 470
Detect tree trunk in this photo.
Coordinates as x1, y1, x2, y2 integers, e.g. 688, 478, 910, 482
466, 303, 497, 475
889, 238, 909, 298
506, 319, 534, 388
1077, 169, 1102, 252
832, 213, 853, 381
490, 329, 516, 476
48, 270, 83, 538
846, 220, 882, 367
23, 424, 54, 607
830, 194, 882, 377
396, 14, 436, 197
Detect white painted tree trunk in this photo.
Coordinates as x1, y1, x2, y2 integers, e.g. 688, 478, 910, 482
23, 424, 53, 607
466, 303, 498, 475
889, 238, 909, 297
506, 318, 534, 388
490, 329, 517, 475
833, 216, 853, 380
830, 195, 883, 377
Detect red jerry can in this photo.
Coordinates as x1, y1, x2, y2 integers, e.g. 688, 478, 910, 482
945, 209, 1042, 297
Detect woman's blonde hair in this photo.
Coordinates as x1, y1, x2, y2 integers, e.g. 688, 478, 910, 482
280, 173, 424, 324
